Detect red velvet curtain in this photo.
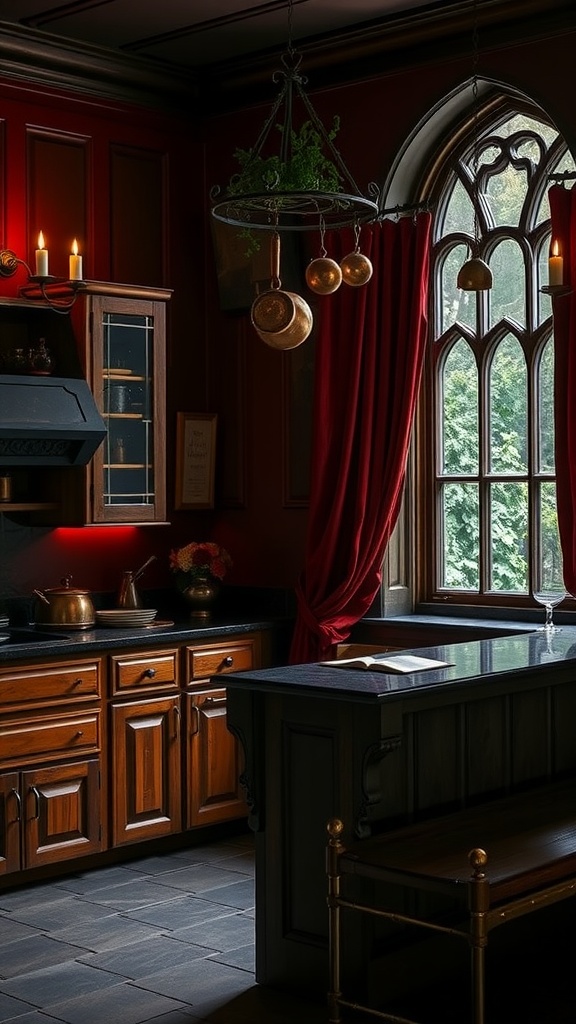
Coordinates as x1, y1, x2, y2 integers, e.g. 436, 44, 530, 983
549, 184, 576, 596
290, 213, 432, 664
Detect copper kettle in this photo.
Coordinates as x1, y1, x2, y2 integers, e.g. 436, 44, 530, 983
33, 574, 95, 630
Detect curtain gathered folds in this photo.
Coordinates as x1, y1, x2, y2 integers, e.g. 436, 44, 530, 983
549, 184, 576, 597
289, 213, 432, 664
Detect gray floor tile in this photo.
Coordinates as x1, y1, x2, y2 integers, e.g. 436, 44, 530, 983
0, 917, 39, 944
207, 943, 255, 973
171, 912, 254, 952
71, 878, 185, 911
132, 957, 255, 1015
2, 1013, 68, 1024
145, 864, 251, 895
0, 934, 93, 980
0, 885, 70, 913
194, 878, 254, 910
50, 914, 166, 953
207, 852, 254, 876
3, 895, 116, 932
0, 959, 120, 1006
77, 934, 217, 980
0, 992, 39, 1021
125, 896, 237, 931
51, 864, 151, 895
34, 981, 189, 1024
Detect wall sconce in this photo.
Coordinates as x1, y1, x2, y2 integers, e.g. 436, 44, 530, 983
0, 237, 84, 314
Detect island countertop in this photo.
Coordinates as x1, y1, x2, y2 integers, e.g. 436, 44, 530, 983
222, 627, 576, 702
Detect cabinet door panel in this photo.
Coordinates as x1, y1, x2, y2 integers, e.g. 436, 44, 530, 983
0, 773, 21, 876
112, 696, 181, 845
186, 689, 247, 828
23, 759, 102, 867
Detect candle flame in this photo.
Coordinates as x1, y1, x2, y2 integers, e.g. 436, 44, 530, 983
38, 230, 45, 249
72, 238, 78, 256
551, 239, 561, 258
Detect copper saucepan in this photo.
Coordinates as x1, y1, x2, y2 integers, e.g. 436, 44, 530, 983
251, 232, 313, 350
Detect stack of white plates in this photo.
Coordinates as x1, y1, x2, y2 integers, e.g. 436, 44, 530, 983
96, 608, 157, 628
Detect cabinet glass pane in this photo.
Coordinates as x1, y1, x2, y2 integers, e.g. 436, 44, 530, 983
102, 313, 155, 509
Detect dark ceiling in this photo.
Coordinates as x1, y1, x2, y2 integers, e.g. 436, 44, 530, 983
0, 1, 451, 74
0, 0, 573, 111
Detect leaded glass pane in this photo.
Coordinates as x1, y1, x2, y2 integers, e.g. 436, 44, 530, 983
489, 239, 525, 326
489, 482, 528, 592
443, 178, 474, 236
441, 244, 469, 333
489, 336, 527, 473
539, 340, 555, 473
441, 482, 479, 590
442, 341, 478, 474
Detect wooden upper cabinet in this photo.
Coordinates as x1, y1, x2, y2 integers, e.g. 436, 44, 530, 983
84, 284, 171, 524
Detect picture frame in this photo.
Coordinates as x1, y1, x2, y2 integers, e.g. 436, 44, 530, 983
175, 412, 217, 509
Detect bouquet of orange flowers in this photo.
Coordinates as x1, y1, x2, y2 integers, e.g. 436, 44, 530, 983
169, 541, 232, 586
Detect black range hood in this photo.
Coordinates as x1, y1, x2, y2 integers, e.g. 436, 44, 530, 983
0, 374, 106, 466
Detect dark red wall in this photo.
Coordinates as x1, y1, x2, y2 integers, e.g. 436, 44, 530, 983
1, 16, 575, 599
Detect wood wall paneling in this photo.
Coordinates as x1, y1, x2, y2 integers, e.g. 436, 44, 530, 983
27, 130, 88, 280
110, 146, 165, 287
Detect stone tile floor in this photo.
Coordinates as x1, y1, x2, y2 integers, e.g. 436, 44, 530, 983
0, 833, 572, 1024
0, 834, 327, 1024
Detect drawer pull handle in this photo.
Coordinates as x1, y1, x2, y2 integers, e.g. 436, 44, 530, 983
10, 787, 22, 822
223, 656, 234, 667
75, 730, 84, 739
30, 785, 40, 819
72, 678, 83, 688
143, 667, 156, 678
204, 696, 227, 707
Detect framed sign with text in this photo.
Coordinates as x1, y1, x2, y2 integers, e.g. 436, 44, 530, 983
175, 412, 217, 509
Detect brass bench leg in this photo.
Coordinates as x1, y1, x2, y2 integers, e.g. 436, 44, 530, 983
468, 848, 490, 1024
327, 819, 345, 1023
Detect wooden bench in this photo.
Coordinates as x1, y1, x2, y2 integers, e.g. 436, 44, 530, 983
326, 778, 576, 1024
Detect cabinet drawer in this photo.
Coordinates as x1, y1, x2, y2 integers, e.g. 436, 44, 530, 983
110, 650, 178, 695
0, 660, 101, 711
187, 640, 255, 682
0, 709, 101, 767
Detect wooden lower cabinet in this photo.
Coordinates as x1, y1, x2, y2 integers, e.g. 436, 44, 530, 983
0, 759, 102, 876
185, 687, 247, 827
0, 628, 268, 880
111, 694, 182, 845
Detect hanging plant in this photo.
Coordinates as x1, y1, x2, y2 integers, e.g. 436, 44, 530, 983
227, 117, 344, 197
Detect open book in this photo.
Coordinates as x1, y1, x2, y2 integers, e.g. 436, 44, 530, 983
321, 653, 452, 674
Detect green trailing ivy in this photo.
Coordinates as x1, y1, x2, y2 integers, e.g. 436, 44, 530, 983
227, 118, 344, 196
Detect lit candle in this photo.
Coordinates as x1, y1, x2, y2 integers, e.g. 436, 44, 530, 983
548, 239, 563, 287
35, 231, 49, 277
69, 238, 83, 281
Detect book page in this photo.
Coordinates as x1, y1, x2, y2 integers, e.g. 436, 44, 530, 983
321, 654, 452, 674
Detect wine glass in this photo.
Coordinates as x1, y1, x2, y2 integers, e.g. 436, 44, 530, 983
533, 553, 566, 632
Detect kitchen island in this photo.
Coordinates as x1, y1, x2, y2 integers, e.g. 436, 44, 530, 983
224, 628, 576, 997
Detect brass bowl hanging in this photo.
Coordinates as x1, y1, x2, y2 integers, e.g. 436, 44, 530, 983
340, 250, 373, 287
305, 256, 342, 295
251, 232, 314, 349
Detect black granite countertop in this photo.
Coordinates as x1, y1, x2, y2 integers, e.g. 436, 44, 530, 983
0, 616, 285, 662
223, 627, 576, 702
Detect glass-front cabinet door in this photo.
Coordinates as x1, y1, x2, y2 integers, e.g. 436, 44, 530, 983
88, 288, 170, 524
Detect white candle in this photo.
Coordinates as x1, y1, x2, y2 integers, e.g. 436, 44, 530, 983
35, 231, 48, 277
69, 238, 83, 281
548, 239, 563, 287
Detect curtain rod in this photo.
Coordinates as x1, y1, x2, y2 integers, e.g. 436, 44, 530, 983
376, 201, 434, 220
